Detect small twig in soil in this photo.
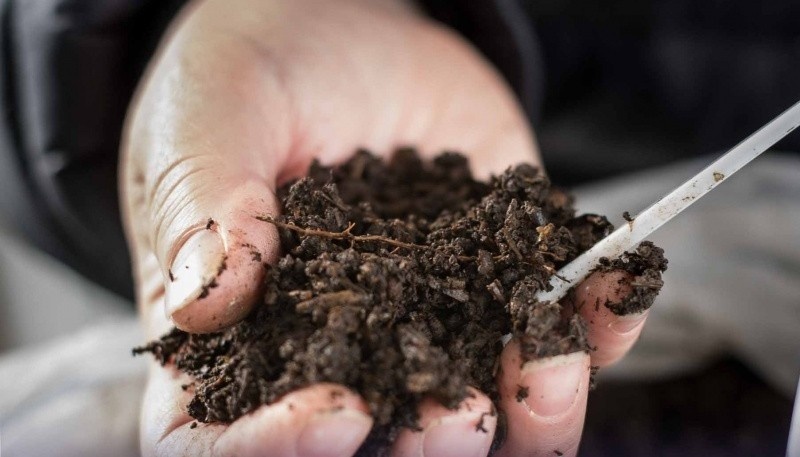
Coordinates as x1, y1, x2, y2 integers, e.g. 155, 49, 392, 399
256, 215, 424, 251
258, 215, 570, 285
318, 191, 350, 212
543, 265, 569, 282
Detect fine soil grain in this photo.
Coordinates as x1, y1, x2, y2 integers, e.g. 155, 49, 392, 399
134, 149, 667, 455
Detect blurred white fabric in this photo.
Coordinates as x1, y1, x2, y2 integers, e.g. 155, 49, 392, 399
0, 223, 134, 352
577, 152, 800, 396
0, 153, 797, 456
0, 218, 145, 457
0, 321, 145, 457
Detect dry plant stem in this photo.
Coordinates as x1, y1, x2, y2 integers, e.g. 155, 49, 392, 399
256, 215, 424, 251
257, 216, 569, 270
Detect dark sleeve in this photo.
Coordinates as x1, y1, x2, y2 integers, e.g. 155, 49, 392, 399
0, 0, 189, 299
0, 0, 539, 299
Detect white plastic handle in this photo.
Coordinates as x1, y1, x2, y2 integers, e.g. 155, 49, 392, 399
535, 99, 800, 303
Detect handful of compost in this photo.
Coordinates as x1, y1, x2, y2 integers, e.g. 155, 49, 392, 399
134, 150, 667, 453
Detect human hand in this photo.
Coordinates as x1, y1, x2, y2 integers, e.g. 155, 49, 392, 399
122, 0, 653, 455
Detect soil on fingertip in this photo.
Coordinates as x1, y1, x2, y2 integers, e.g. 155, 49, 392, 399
597, 242, 668, 315
134, 149, 667, 455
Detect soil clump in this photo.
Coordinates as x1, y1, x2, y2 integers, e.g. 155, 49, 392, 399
134, 149, 667, 454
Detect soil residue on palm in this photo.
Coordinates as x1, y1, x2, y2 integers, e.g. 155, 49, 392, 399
134, 149, 667, 454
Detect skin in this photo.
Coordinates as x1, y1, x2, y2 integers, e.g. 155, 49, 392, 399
121, 0, 652, 455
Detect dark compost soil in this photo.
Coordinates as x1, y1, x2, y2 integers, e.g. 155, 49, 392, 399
134, 150, 667, 454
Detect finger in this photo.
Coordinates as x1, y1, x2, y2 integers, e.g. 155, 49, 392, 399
139, 287, 373, 457
141, 356, 372, 457
495, 340, 590, 457
121, 4, 290, 332
214, 384, 373, 457
139, 294, 226, 457
391, 387, 496, 457
572, 271, 648, 367
142, 364, 226, 457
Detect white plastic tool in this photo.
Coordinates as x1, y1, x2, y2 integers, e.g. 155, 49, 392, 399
789, 377, 800, 457
534, 99, 800, 304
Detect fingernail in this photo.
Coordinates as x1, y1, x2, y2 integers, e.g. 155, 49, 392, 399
165, 230, 226, 316
297, 408, 372, 457
422, 415, 494, 457
608, 311, 648, 335
520, 353, 586, 417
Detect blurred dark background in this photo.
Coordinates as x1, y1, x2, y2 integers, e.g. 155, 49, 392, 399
525, 0, 800, 184
583, 358, 793, 457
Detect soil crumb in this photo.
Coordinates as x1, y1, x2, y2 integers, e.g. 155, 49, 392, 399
134, 149, 666, 455
597, 242, 668, 315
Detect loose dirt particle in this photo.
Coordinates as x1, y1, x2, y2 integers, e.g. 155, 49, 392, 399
589, 366, 600, 390
476, 411, 494, 433
196, 256, 228, 299
516, 386, 530, 402
134, 150, 667, 455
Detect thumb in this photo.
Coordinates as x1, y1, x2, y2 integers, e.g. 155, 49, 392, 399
124, 152, 281, 333
121, 6, 290, 332
164, 179, 280, 333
